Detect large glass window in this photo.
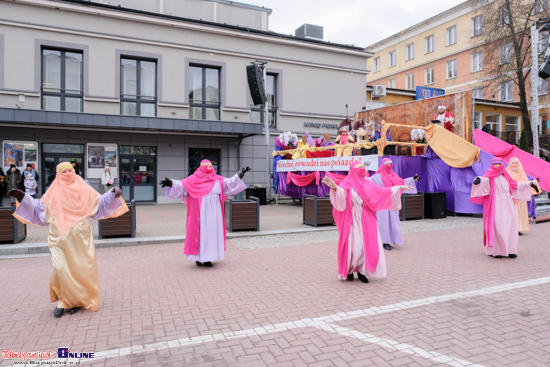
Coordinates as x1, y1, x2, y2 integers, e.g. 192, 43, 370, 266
189, 65, 220, 120
388, 51, 396, 67
473, 87, 483, 99
499, 43, 513, 65
41, 48, 83, 112
251, 73, 277, 127
471, 16, 483, 37
120, 57, 157, 117
189, 148, 221, 176
405, 43, 414, 61
405, 73, 414, 90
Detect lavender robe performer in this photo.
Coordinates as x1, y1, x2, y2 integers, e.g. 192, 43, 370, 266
323, 161, 412, 283
161, 160, 248, 267
368, 158, 418, 251
9, 162, 127, 318
470, 158, 536, 258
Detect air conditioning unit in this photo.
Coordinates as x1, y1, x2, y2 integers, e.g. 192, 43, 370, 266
372, 84, 387, 98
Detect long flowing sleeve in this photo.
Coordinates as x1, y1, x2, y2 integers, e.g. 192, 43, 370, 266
306, 132, 315, 146
13, 194, 48, 226
389, 186, 403, 211
223, 174, 246, 196
166, 179, 188, 199
471, 177, 490, 197
330, 187, 347, 212
512, 181, 533, 202
91, 190, 125, 219
403, 177, 418, 195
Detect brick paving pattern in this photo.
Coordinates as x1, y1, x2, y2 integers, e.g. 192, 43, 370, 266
1, 208, 549, 366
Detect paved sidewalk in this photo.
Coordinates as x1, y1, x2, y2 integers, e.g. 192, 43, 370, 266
1, 218, 549, 366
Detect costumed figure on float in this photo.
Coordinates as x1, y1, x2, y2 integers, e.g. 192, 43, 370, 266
506, 157, 541, 235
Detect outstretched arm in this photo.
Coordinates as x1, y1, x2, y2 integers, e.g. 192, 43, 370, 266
10, 190, 48, 226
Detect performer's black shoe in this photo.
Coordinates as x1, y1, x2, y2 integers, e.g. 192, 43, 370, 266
68, 307, 80, 315
494, 255, 503, 259
204, 262, 213, 267
196, 261, 203, 266
346, 273, 354, 281
357, 273, 369, 284
509, 254, 518, 258
383, 244, 392, 251
53, 308, 64, 318
518, 232, 523, 236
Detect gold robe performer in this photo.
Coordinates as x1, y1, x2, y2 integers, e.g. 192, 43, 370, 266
9, 162, 128, 318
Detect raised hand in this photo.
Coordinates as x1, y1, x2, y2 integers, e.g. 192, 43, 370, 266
531, 181, 539, 191
473, 177, 481, 185
110, 187, 122, 198
322, 176, 337, 190
8, 189, 25, 202
413, 174, 420, 182
160, 178, 172, 188
238, 167, 251, 179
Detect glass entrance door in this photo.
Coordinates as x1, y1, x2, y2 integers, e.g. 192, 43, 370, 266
120, 146, 157, 202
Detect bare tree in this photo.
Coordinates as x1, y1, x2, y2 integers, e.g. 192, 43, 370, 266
472, 0, 550, 145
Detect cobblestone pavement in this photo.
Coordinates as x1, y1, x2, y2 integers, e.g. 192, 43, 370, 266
229, 216, 483, 250
1, 219, 549, 366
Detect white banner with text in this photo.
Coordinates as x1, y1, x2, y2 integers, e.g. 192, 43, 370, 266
276, 155, 379, 172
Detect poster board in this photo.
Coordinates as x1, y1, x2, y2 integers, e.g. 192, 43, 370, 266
2, 140, 39, 173
86, 143, 118, 179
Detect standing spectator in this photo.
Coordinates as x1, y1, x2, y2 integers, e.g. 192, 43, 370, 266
70, 159, 83, 177
24, 173, 37, 198
24, 163, 40, 182
101, 167, 113, 193
6, 164, 22, 206
0, 168, 6, 202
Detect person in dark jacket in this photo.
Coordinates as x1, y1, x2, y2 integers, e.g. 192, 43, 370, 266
6, 164, 22, 206
0, 168, 6, 202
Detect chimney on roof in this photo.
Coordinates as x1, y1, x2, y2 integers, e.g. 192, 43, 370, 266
295, 24, 323, 40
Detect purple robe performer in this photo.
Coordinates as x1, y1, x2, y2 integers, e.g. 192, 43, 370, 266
161, 160, 248, 267
470, 158, 535, 258
368, 158, 418, 251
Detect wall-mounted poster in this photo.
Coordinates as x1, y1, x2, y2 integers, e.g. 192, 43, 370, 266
2, 140, 39, 174
86, 143, 118, 179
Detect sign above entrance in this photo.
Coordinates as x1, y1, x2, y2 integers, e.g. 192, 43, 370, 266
86, 143, 118, 179
303, 122, 338, 129
416, 86, 445, 100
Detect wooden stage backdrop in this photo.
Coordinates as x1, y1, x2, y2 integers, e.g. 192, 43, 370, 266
357, 90, 474, 143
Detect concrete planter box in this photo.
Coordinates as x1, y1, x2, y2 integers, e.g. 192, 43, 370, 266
98, 200, 136, 238
0, 207, 27, 244
303, 195, 335, 227
225, 196, 260, 232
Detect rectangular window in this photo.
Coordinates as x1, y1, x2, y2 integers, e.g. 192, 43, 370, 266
499, 6, 510, 26
373, 57, 380, 72
505, 116, 520, 144
539, 31, 549, 53
189, 65, 220, 120
425, 67, 434, 85
471, 16, 483, 37
534, 0, 549, 14
41, 48, 83, 112
251, 73, 277, 127
499, 43, 513, 65
388, 79, 396, 88
473, 87, 483, 99
120, 57, 157, 117
474, 111, 482, 129
425, 35, 434, 54
447, 60, 457, 79
446, 26, 457, 46
388, 51, 396, 67
539, 77, 548, 95
499, 80, 513, 101
471, 51, 483, 72
405, 73, 414, 90
405, 43, 414, 61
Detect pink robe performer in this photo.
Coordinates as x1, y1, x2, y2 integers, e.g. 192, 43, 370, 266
506, 157, 540, 233
470, 158, 532, 257
330, 161, 402, 280
166, 160, 246, 262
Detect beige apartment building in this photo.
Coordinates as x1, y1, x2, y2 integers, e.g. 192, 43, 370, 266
0, 0, 371, 203
366, 0, 550, 144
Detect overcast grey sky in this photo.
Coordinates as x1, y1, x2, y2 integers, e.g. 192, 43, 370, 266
237, 0, 467, 47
